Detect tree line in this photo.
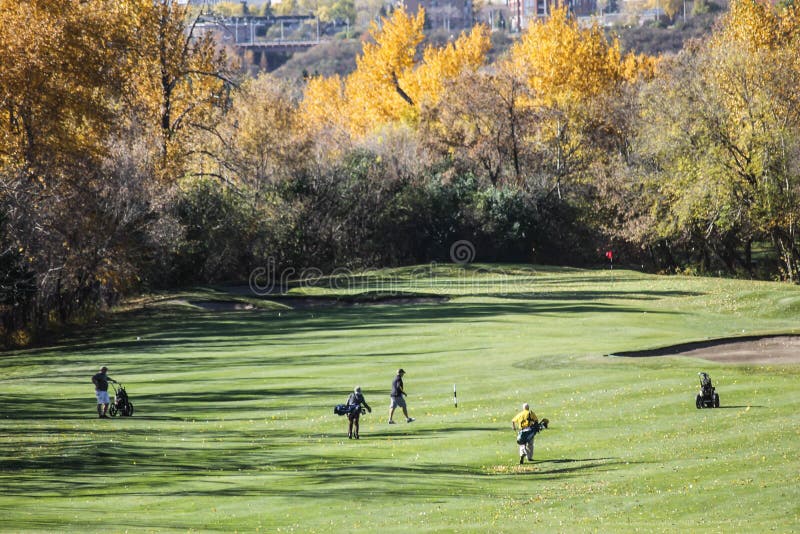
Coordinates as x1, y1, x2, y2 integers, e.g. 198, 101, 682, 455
1, 0, 799, 346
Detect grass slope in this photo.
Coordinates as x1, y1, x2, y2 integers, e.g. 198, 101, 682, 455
1, 266, 799, 533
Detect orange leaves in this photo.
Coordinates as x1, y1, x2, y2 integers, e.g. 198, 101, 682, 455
0, 0, 118, 172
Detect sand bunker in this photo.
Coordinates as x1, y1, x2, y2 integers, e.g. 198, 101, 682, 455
612, 335, 800, 364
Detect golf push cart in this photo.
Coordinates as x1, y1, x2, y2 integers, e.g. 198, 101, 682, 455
109, 382, 135, 417
695, 372, 720, 409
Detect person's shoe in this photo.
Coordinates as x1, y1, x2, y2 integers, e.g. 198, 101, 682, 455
348, 434, 352, 439
388, 420, 396, 424
355, 435, 359, 440
406, 417, 415, 423
519, 456, 525, 465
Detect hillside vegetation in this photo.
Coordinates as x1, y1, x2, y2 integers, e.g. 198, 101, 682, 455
2, 0, 800, 346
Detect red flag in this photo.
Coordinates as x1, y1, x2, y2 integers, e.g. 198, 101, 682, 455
605, 250, 613, 260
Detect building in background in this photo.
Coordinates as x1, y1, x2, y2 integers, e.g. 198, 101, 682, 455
401, 0, 475, 31
506, 0, 597, 31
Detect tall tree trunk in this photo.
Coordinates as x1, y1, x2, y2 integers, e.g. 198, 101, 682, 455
773, 229, 800, 282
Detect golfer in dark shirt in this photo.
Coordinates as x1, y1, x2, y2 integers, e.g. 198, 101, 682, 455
388, 368, 414, 424
91, 366, 116, 418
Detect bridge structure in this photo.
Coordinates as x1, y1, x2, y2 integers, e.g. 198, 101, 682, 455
195, 13, 322, 54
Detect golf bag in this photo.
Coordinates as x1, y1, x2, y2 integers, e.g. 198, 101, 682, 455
109, 383, 134, 417
696, 372, 720, 408
516, 418, 549, 444
334, 404, 363, 416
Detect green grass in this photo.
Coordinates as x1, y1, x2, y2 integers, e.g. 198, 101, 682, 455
1, 265, 799, 533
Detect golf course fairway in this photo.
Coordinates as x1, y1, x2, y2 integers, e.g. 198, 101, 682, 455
1, 266, 798, 532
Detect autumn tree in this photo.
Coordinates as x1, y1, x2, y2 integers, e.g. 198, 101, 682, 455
633, 0, 800, 278
0, 0, 236, 343
662, 0, 683, 20
342, 7, 426, 135
0, 0, 134, 177
497, 7, 654, 195
0, 0, 152, 340
201, 73, 311, 190
301, 7, 490, 139
421, 66, 538, 187
299, 74, 355, 159
127, 0, 235, 179
407, 24, 491, 109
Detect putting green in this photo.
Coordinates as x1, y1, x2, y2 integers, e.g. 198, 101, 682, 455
1, 266, 798, 532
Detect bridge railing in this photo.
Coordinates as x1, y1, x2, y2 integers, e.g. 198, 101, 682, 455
195, 13, 321, 47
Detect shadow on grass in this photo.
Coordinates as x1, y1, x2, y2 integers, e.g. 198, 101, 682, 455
359, 425, 498, 440
0, 418, 633, 497
0, 393, 89, 420
508, 457, 631, 479
0, 439, 494, 499
0, 385, 346, 420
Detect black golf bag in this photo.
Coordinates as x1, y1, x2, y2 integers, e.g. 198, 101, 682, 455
334, 403, 362, 416
109, 383, 134, 417
696, 372, 720, 408
516, 418, 549, 444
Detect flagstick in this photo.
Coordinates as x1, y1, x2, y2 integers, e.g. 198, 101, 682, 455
453, 384, 458, 408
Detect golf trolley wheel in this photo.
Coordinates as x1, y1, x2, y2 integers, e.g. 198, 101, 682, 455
124, 402, 134, 416
109, 404, 118, 417
696, 395, 703, 409
713, 393, 719, 408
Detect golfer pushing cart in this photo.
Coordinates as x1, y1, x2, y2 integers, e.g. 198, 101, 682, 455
91, 366, 134, 418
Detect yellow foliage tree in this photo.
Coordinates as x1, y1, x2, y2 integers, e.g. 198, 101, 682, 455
299, 74, 348, 141
635, 0, 800, 279
501, 7, 655, 194
343, 7, 425, 135
301, 7, 490, 139
408, 24, 491, 109
715, 0, 780, 49
0, 0, 134, 176
125, 0, 232, 179
210, 74, 311, 188
508, 7, 654, 108
661, 0, 682, 20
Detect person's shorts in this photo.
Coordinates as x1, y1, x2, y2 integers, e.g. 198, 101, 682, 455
95, 390, 110, 404
390, 395, 406, 409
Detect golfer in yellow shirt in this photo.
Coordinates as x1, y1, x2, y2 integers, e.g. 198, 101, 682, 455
511, 403, 539, 464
